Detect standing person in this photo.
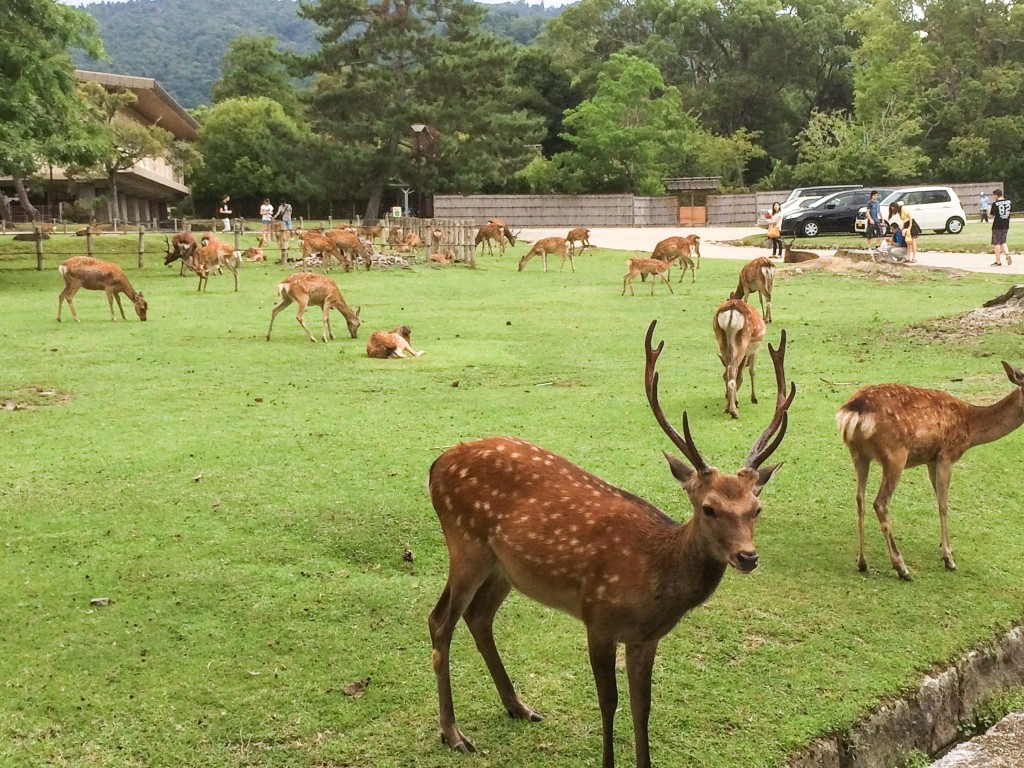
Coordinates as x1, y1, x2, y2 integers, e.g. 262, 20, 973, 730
275, 200, 293, 231
260, 198, 274, 237
218, 195, 232, 233
890, 201, 920, 263
990, 189, 1012, 266
864, 190, 883, 249
979, 193, 991, 223
766, 201, 784, 258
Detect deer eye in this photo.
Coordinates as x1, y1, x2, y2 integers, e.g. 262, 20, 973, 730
701, 505, 716, 518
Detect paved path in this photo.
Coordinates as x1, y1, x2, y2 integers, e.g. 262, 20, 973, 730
518, 226, 1024, 276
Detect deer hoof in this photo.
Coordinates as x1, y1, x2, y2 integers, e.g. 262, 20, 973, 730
897, 568, 913, 582
441, 729, 476, 754
943, 556, 957, 571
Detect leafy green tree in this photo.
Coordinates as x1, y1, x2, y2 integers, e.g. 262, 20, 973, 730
298, 0, 543, 219
211, 36, 302, 119
511, 47, 585, 158
189, 96, 316, 214
0, 0, 104, 220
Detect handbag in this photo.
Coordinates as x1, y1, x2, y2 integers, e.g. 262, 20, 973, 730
767, 224, 780, 238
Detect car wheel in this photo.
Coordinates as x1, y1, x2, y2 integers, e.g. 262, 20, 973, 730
945, 217, 965, 234
801, 220, 820, 238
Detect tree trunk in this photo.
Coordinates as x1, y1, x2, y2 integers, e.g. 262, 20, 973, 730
13, 175, 38, 220
0, 191, 13, 224
363, 134, 401, 222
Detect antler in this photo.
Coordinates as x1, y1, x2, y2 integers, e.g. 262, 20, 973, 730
644, 320, 710, 473
744, 329, 797, 468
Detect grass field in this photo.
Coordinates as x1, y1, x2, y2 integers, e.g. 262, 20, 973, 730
2, 231, 1024, 767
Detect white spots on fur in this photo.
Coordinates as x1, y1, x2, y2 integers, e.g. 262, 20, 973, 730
459, 467, 469, 479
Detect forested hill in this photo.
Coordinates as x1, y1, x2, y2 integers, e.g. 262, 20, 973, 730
72, 0, 564, 109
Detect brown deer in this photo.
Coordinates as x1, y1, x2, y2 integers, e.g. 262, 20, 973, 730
366, 325, 424, 358
651, 235, 701, 278
731, 257, 775, 323
57, 256, 147, 323
782, 239, 819, 263
296, 229, 344, 272
518, 236, 573, 273
265, 272, 361, 342
837, 362, 1024, 581
191, 237, 241, 292
428, 320, 794, 768
475, 223, 506, 257
163, 231, 199, 275
242, 237, 267, 262
359, 224, 382, 244
622, 257, 673, 295
714, 298, 767, 419
430, 250, 456, 265
326, 228, 372, 271
566, 226, 592, 256
429, 227, 445, 249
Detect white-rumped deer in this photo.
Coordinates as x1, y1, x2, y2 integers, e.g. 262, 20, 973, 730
622, 257, 673, 295
366, 325, 424, 358
837, 362, 1024, 580
57, 256, 148, 323
731, 257, 775, 323
518, 236, 573, 273
428, 320, 794, 768
265, 272, 361, 342
714, 298, 767, 419
566, 226, 591, 256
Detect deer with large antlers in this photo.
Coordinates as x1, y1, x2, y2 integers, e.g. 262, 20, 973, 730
731, 257, 775, 323
265, 272, 361, 342
714, 298, 767, 419
837, 362, 1024, 581
162, 231, 198, 275
518, 236, 574, 273
428, 320, 794, 768
57, 257, 148, 323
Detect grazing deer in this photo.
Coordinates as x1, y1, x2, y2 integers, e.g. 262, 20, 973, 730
266, 272, 361, 342
296, 229, 345, 272
837, 362, 1024, 581
566, 226, 591, 256
651, 235, 701, 279
163, 232, 199, 275
731, 257, 775, 323
518, 237, 573, 273
57, 256, 147, 323
366, 325, 424, 358
622, 257, 673, 296
782, 239, 819, 264
714, 298, 767, 419
326, 228, 372, 271
475, 223, 506, 258
192, 237, 241, 292
428, 320, 794, 768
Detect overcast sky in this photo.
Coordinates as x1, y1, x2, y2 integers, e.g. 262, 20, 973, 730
62, 0, 575, 6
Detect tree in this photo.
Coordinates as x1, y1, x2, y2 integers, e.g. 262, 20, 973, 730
0, 0, 104, 221
298, 0, 543, 220
211, 36, 302, 119
76, 83, 172, 223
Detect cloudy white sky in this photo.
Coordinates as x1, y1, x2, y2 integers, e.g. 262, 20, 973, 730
62, 0, 575, 6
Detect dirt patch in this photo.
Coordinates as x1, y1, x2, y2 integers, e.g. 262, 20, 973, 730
904, 303, 1024, 343
0, 386, 74, 411
779, 252, 969, 284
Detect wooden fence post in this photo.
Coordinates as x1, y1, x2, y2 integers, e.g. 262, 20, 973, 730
138, 224, 145, 268
34, 225, 44, 271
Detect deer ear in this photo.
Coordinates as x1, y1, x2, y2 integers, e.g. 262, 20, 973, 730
752, 463, 782, 495
1002, 361, 1024, 387
664, 451, 695, 484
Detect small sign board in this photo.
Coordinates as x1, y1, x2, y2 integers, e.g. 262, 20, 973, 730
390, 206, 403, 218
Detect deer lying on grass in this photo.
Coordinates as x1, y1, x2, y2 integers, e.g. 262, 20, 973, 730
191, 235, 241, 292
566, 226, 591, 256
518, 237, 573, 273
650, 237, 697, 284
714, 298, 767, 419
163, 232, 199, 275
266, 272, 361, 342
731, 257, 775, 323
57, 256, 147, 322
428, 319, 794, 768
430, 250, 456, 264
366, 325, 423, 358
782, 239, 819, 263
622, 257, 673, 295
837, 362, 1024, 581
242, 237, 267, 262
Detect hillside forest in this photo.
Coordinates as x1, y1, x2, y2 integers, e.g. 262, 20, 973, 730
8, 0, 1024, 221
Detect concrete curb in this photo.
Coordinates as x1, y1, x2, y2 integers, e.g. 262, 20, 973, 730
786, 626, 1024, 768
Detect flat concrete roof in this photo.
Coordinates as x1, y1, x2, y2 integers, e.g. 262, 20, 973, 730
76, 70, 199, 142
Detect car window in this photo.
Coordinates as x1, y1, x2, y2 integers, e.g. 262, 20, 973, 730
920, 190, 950, 204
902, 191, 923, 206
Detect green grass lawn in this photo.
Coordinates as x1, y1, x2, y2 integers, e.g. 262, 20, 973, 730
741, 219, 1024, 252
2, 232, 1023, 767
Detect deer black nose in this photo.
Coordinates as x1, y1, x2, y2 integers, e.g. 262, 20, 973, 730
736, 551, 759, 572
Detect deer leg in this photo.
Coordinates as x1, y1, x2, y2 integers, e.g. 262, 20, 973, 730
463, 572, 543, 723
568, 253, 575, 272
874, 452, 911, 580
58, 284, 80, 323
321, 304, 332, 343
623, 274, 633, 296
927, 460, 956, 571
663, 273, 674, 294
725, 364, 739, 419
104, 288, 121, 321
747, 355, 758, 404
294, 302, 317, 343
265, 297, 293, 340
588, 631, 618, 768
626, 641, 658, 768
428, 553, 497, 755
764, 292, 773, 323
229, 265, 238, 292
852, 452, 871, 572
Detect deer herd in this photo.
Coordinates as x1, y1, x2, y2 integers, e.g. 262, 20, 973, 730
49, 217, 1024, 767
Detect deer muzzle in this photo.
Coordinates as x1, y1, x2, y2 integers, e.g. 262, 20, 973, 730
734, 550, 759, 573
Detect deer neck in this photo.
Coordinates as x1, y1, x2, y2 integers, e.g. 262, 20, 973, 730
968, 389, 1024, 448
657, 520, 729, 611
